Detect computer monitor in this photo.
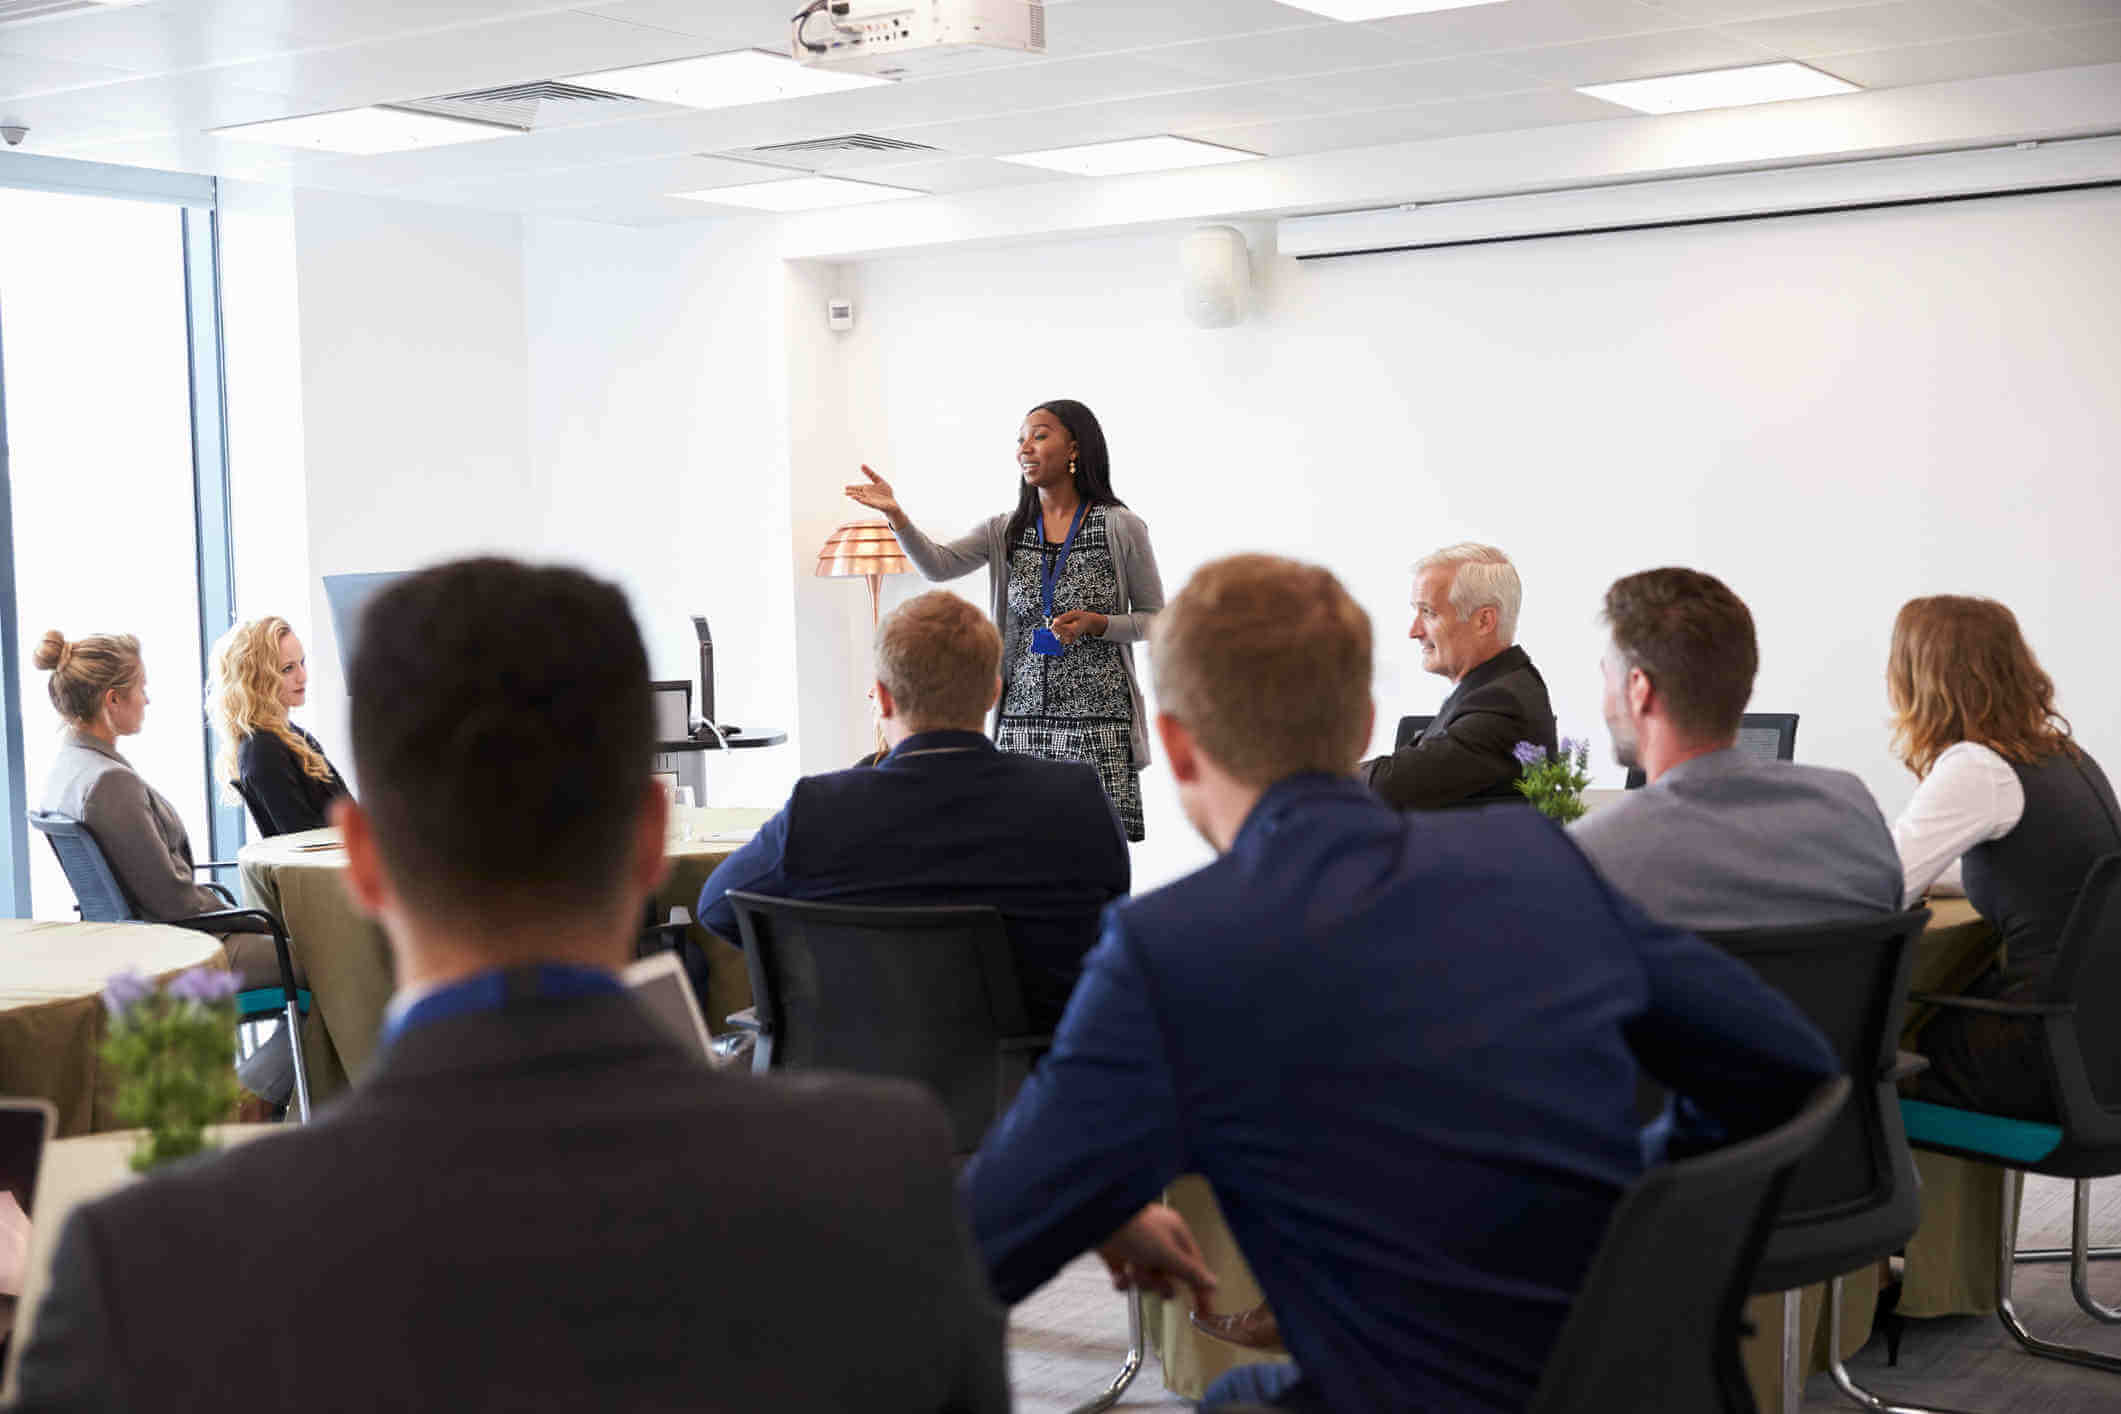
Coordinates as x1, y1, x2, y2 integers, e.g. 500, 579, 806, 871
321, 571, 409, 679
651, 681, 691, 744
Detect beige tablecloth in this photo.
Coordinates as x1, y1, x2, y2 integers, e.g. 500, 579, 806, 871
0, 920, 228, 1137
237, 807, 773, 1106
1142, 899, 2007, 1406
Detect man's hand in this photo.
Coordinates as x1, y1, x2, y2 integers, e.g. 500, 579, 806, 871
1095, 1203, 1217, 1308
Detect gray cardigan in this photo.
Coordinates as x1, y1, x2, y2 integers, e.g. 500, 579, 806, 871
39, 729, 228, 921
891, 506, 1164, 767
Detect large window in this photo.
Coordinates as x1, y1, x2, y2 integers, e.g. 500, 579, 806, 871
0, 161, 235, 918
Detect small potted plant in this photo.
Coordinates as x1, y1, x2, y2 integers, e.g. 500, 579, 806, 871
102, 967, 242, 1173
1512, 737, 1593, 825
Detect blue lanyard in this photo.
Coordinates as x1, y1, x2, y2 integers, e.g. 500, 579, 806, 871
1039, 501, 1090, 624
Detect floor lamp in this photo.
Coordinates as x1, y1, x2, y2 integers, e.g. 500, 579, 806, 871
815, 518, 911, 756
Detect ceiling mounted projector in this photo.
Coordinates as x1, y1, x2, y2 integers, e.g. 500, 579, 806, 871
792, 0, 1045, 79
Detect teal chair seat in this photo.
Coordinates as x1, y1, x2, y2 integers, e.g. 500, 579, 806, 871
237, 987, 311, 1021
1899, 1098, 2062, 1165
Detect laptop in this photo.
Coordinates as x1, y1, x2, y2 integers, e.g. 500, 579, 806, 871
0, 1098, 56, 1397
621, 950, 717, 1068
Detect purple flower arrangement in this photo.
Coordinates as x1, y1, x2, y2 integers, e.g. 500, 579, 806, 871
1512, 736, 1594, 825
101, 965, 244, 1172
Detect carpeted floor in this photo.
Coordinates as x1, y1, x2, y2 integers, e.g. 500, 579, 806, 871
1007, 1174, 2121, 1412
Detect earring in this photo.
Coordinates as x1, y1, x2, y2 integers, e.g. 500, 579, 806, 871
1069, 455, 1078, 477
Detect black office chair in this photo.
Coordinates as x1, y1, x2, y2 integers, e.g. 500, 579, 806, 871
1706, 908, 1933, 1414
1626, 713, 1799, 790
721, 891, 1139, 1414
1526, 1075, 1851, 1414
1899, 854, 2121, 1377
1393, 715, 1434, 750
27, 810, 311, 1123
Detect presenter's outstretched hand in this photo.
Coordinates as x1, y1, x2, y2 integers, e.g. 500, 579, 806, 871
845, 465, 905, 528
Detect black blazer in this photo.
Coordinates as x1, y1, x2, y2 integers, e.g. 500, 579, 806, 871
236, 726, 350, 836
1360, 644, 1559, 810
698, 730, 1131, 1030
17, 992, 1008, 1413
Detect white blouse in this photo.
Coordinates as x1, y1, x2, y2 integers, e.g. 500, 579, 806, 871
1892, 741, 2025, 908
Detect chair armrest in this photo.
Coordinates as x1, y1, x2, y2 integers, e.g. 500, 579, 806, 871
1908, 990, 2071, 1018
1890, 1050, 1931, 1083
193, 861, 239, 873
198, 881, 238, 908
998, 1033, 1055, 1054
723, 1008, 761, 1034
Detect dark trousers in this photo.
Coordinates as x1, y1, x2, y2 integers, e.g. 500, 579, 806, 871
1201, 1363, 1329, 1411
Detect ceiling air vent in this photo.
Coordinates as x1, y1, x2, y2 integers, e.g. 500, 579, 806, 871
0, 0, 108, 24
742, 133, 943, 159
396, 80, 650, 132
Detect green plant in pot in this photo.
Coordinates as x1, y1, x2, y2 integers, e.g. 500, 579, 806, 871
101, 967, 241, 1173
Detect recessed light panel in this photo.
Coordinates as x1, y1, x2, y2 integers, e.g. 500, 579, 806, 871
1275, 0, 1509, 19
569, 49, 891, 110
210, 106, 517, 155
998, 136, 1261, 177
1578, 61, 1859, 115
672, 176, 925, 211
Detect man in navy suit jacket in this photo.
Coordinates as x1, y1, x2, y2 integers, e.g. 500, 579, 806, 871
698, 591, 1129, 1029
960, 555, 1838, 1413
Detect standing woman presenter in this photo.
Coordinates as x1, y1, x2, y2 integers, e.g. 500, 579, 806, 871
848, 399, 1163, 840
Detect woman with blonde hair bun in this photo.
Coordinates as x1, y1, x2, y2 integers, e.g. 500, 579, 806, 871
35, 628, 301, 1107
1889, 595, 2121, 1120
206, 616, 348, 837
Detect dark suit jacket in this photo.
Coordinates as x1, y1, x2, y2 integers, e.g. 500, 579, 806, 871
1360, 644, 1558, 809
697, 730, 1130, 1029
962, 774, 1837, 1414
236, 726, 350, 837
17, 991, 1007, 1414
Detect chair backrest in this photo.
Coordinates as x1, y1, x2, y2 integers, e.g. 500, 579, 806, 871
724, 891, 1032, 1155
1625, 712, 1799, 789
1703, 907, 1928, 1292
2041, 854, 2121, 1127
1527, 1075, 1848, 1414
1393, 715, 1434, 750
25, 812, 138, 923
232, 778, 276, 839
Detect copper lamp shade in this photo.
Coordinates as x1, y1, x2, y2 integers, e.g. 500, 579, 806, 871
815, 518, 912, 626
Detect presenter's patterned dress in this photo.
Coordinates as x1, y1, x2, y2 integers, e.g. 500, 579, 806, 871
995, 504, 1144, 840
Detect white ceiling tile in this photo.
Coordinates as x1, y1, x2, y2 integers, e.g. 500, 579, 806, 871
575, 1, 789, 46
1946, 0, 2121, 22
1182, 103, 1459, 155
0, 71, 295, 148
1147, 22, 1419, 83
1808, 24, 2113, 85
1034, 0, 1323, 58
876, 51, 1208, 116
823, 154, 1069, 192
1362, 0, 1688, 57
1715, 1, 2033, 59
1281, 53, 1548, 106
1407, 84, 1627, 133
206, 10, 711, 104
0, 46, 138, 101
2048, 19, 2121, 64
880, 77, 1333, 155
1638, 0, 1881, 20
1500, 26, 1782, 83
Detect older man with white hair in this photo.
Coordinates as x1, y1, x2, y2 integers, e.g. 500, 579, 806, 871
1360, 542, 1558, 810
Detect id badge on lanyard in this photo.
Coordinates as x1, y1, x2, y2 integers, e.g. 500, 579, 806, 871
1031, 502, 1089, 657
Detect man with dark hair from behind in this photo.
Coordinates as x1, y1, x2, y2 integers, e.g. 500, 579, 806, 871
1571, 567, 1900, 930
959, 553, 1838, 1413
18, 557, 1007, 1413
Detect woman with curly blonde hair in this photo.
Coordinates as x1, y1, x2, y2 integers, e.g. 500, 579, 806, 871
1889, 595, 2120, 1119
207, 616, 349, 837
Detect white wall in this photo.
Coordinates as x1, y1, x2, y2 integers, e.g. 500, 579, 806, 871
280, 189, 538, 778
826, 185, 2121, 891
522, 217, 800, 807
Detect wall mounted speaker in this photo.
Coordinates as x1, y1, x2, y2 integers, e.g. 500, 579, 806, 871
1180, 225, 1251, 329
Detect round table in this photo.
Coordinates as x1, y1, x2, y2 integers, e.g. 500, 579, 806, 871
237, 806, 773, 1106
0, 920, 227, 1137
